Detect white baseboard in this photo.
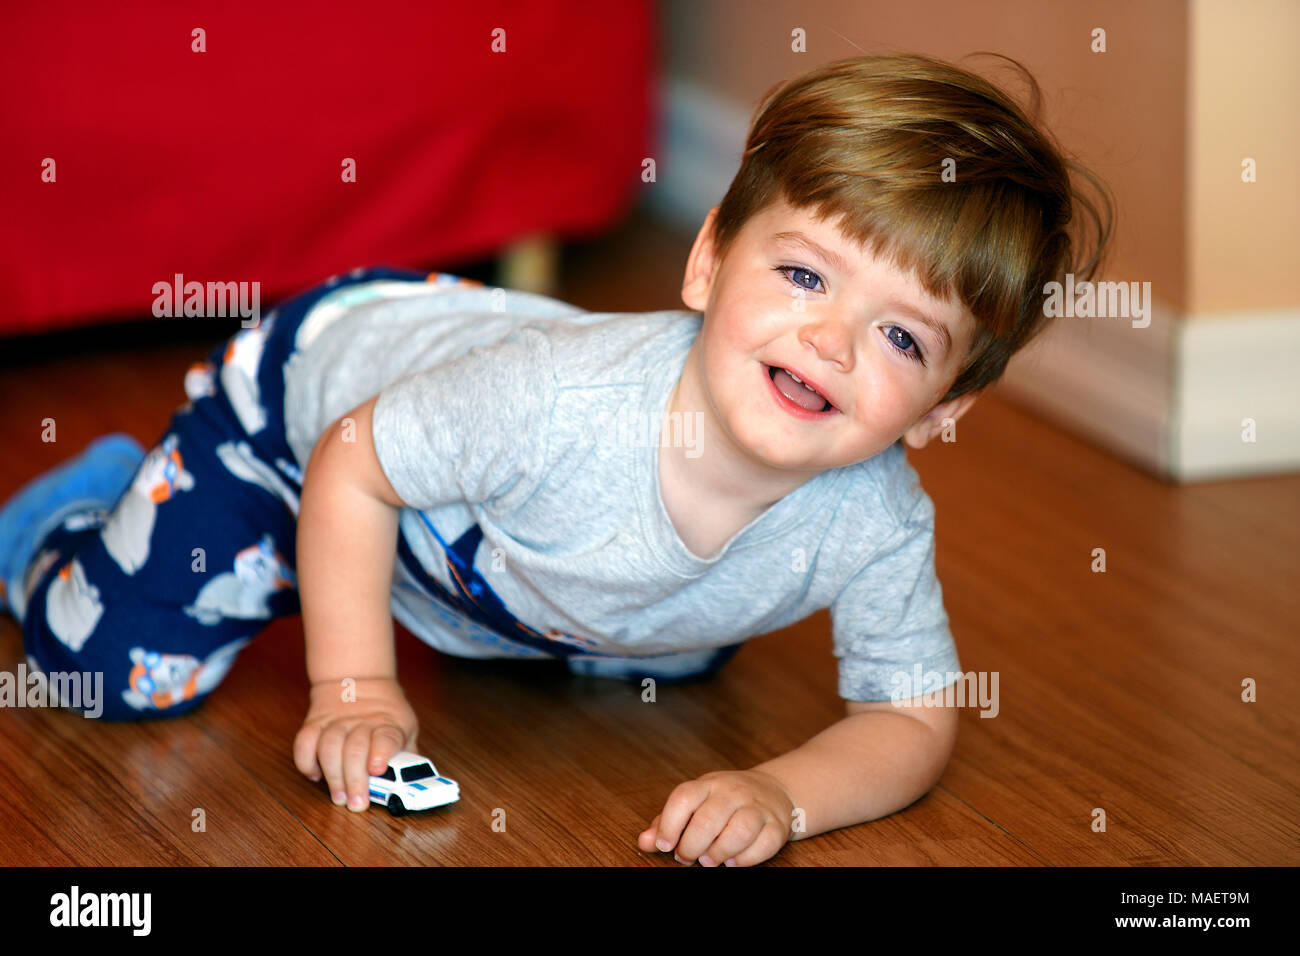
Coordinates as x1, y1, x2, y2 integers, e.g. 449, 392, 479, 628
994, 302, 1177, 477
1170, 309, 1300, 480
997, 303, 1300, 481
647, 76, 1300, 483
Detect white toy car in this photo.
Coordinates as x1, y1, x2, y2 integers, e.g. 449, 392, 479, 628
368, 751, 460, 816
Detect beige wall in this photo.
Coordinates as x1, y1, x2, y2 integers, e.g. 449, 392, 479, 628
659, 0, 1299, 478
663, 0, 1190, 307
1188, 0, 1300, 314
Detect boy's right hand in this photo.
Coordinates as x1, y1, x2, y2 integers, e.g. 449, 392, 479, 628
293, 677, 419, 812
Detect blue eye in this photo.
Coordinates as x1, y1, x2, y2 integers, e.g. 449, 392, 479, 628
774, 265, 927, 368
774, 264, 824, 294
883, 326, 925, 366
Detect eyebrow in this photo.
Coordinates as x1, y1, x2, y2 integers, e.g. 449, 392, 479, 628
770, 230, 854, 277
889, 298, 953, 359
769, 230, 953, 359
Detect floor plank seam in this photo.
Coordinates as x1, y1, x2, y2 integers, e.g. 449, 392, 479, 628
190, 717, 346, 867
934, 782, 1054, 864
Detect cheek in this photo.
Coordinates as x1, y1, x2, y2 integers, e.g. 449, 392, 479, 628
716, 302, 761, 347
702, 313, 756, 380
853, 374, 925, 427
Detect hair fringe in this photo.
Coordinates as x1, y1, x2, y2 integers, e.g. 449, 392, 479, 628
710, 51, 1118, 405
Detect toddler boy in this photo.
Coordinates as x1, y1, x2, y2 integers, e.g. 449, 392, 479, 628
0, 52, 1111, 866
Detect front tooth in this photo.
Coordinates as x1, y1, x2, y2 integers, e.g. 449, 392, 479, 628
790, 372, 803, 383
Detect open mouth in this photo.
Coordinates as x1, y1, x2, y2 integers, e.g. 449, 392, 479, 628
766, 364, 834, 414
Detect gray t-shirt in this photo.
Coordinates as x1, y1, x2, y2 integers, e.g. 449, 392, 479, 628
282, 281, 960, 702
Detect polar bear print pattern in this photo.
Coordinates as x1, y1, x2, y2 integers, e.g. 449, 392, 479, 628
215, 440, 300, 517
180, 359, 217, 414
183, 533, 295, 626
120, 637, 251, 712
45, 557, 105, 652
220, 317, 274, 435
185, 360, 217, 400
100, 434, 196, 576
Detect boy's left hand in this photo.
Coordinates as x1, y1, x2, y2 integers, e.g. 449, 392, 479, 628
638, 769, 797, 867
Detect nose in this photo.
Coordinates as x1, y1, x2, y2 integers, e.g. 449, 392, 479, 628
796, 309, 854, 374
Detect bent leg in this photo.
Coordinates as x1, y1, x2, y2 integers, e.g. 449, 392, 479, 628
16, 264, 463, 720
21, 403, 301, 721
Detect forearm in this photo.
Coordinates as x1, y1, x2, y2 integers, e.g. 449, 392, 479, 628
297, 430, 400, 686
749, 711, 952, 841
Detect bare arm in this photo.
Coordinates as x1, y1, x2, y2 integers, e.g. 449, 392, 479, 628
638, 692, 960, 865
293, 393, 420, 811
297, 393, 407, 685
748, 694, 959, 840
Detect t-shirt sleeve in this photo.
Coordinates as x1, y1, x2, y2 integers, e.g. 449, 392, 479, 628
830, 499, 961, 702
369, 323, 556, 512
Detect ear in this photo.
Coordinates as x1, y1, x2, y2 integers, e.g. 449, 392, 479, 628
902, 391, 979, 449
681, 206, 721, 313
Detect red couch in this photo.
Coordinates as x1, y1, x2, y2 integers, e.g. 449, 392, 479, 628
0, 2, 654, 335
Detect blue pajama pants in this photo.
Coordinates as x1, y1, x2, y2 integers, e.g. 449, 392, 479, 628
19, 266, 741, 721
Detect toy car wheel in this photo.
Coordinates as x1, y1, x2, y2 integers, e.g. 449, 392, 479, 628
388, 796, 406, 817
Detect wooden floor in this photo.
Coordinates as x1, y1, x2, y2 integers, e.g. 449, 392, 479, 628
1, 209, 1296, 866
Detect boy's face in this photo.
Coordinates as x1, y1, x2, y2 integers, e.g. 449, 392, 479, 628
679, 199, 979, 479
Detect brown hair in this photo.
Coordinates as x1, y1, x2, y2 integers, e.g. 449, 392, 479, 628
710, 51, 1116, 406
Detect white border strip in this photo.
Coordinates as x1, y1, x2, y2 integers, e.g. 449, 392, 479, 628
995, 301, 1176, 476
1172, 309, 1300, 480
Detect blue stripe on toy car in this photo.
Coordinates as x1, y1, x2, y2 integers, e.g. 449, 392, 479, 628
410, 783, 427, 790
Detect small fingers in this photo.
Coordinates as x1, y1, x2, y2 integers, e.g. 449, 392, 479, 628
652, 781, 710, 854
316, 721, 349, 807
342, 724, 376, 811
638, 815, 662, 853
722, 819, 790, 867
674, 800, 741, 864
697, 807, 769, 866
293, 724, 323, 782
367, 723, 407, 777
